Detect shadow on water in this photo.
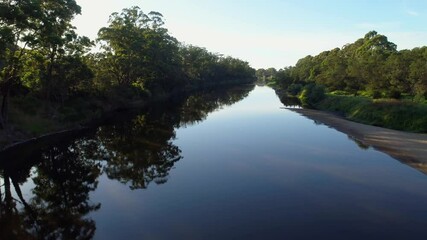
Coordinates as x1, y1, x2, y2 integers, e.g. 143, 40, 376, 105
0, 84, 255, 239
278, 95, 301, 108
347, 135, 370, 150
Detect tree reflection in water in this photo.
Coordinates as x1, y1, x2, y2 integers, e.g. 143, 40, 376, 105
97, 109, 182, 189
97, 85, 254, 189
0, 141, 101, 240
28, 142, 101, 239
0, 159, 34, 240
0, 84, 254, 238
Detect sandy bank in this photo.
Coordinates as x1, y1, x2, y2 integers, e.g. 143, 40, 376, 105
289, 108, 427, 174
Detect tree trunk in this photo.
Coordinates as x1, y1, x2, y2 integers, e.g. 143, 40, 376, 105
0, 89, 10, 129
4, 174, 12, 206
12, 177, 36, 218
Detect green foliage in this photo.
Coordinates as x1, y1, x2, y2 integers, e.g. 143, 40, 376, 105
94, 7, 255, 96
330, 90, 352, 96
317, 95, 427, 132
0, 3, 255, 135
287, 83, 303, 96
299, 84, 326, 108
97, 6, 182, 93
264, 30, 427, 132
265, 31, 427, 101
0, 0, 88, 129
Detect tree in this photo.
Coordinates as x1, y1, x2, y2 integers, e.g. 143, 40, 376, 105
0, 0, 41, 127
0, 0, 84, 127
179, 45, 219, 83
35, 0, 82, 101
409, 47, 427, 100
97, 6, 182, 94
316, 48, 347, 91
354, 31, 397, 95
384, 50, 412, 97
281, 31, 404, 97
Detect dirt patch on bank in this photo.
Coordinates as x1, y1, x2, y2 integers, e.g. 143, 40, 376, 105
290, 108, 427, 174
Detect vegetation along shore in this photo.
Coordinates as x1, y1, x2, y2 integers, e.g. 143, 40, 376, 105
259, 31, 427, 133
0, 3, 256, 148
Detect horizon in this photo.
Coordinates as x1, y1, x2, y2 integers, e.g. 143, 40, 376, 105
73, 0, 427, 69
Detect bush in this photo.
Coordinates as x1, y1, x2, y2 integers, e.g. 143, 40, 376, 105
299, 84, 326, 108
414, 93, 427, 103
287, 83, 303, 96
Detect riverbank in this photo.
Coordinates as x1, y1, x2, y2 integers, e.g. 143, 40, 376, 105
290, 108, 427, 174
0, 82, 253, 151
315, 94, 427, 133
272, 82, 427, 133
0, 93, 148, 150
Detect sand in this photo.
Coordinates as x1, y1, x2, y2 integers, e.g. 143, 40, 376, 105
289, 108, 427, 174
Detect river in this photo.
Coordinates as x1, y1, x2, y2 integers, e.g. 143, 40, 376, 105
1, 85, 427, 240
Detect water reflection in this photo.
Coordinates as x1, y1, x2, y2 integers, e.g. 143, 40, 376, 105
0, 84, 254, 238
0, 141, 101, 239
96, 107, 182, 189
0, 160, 33, 239
31, 142, 101, 239
347, 136, 370, 150
277, 95, 301, 108
94, 85, 254, 189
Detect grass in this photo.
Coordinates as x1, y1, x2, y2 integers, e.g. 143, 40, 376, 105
9, 101, 60, 135
8, 94, 106, 136
316, 94, 427, 133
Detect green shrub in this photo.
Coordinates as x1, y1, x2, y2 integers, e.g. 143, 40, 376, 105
287, 83, 303, 96
299, 84, 326, 108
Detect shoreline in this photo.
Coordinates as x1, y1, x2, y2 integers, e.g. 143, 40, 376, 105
289, 108, 427, 174
0, 83, 255, 152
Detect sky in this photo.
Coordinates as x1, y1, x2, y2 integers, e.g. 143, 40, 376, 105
73, 0, 427, 69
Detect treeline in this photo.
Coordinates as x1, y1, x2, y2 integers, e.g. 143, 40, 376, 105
259, 31, 427, 132
0, 1, 255, 130
258, 31, 427, 100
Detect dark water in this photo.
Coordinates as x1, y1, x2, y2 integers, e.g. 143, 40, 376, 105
1, 85, 427, 240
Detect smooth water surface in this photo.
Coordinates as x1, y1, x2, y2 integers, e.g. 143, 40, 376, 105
1, 85, 427, 240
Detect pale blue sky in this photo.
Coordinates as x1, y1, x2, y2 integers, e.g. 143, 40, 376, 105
73, 0, 427, 69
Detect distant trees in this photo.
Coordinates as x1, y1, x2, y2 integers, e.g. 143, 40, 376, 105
263, 31, 427, 101
0, 3, 256, 129
94, 6, 255, 96
94, 6, 255, 95
179, 45, 255, 86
